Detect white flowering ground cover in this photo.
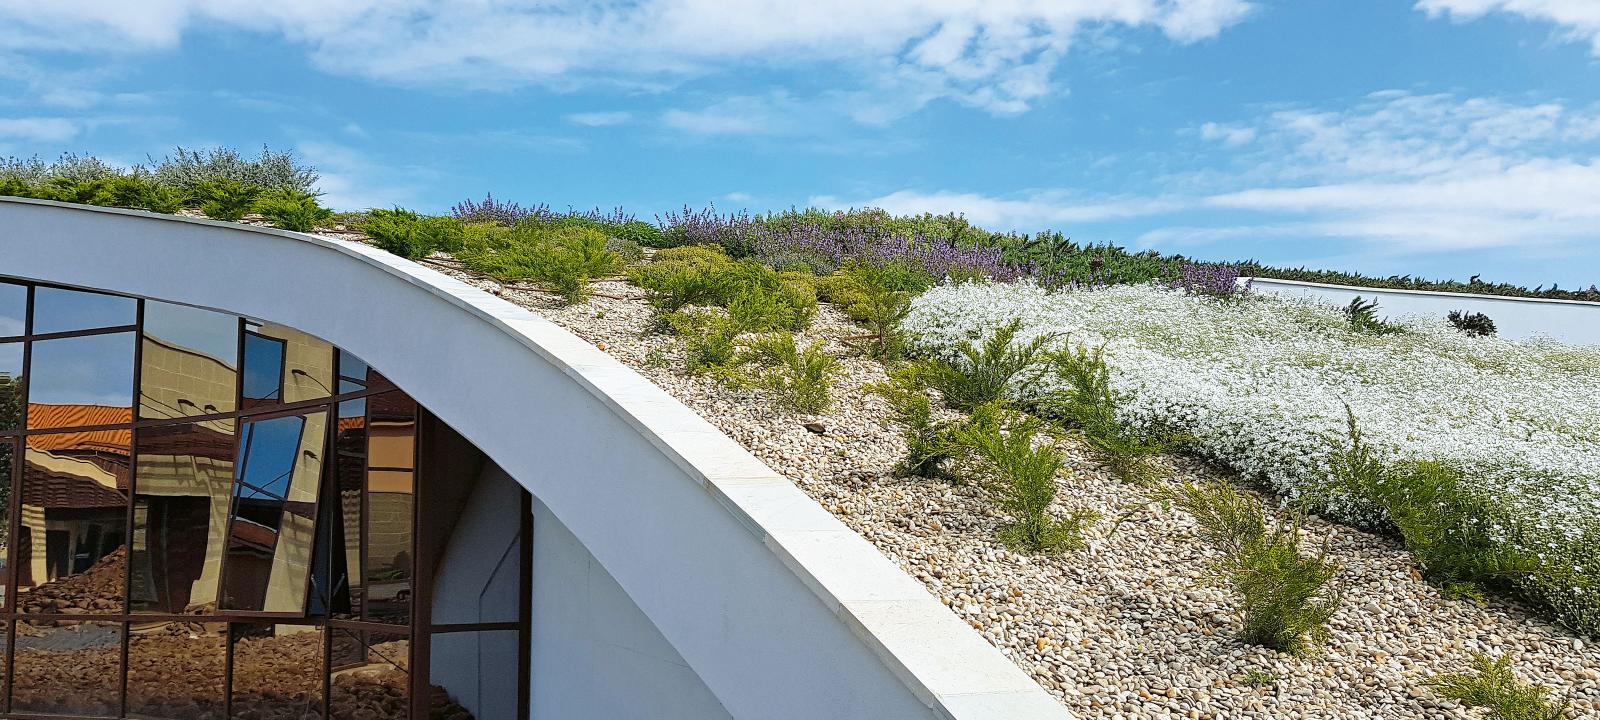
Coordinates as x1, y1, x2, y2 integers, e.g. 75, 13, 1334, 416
903, 281, 1600, 633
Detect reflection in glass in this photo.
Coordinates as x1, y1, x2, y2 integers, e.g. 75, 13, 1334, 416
253, 322, 334, 404
429, 630, 517, 720
329, 400, 366, 620
130, 422, 236, 614
26, 331, 136, 429
365, 393, 415, 625
31, 286, 136, 335
0, 282, 25, 337
0, 440, 11, 609
11, 620, 122, 716
336, 349, 368, 394
17, 432, 130, 614
330, 629, 409, 720
126, 621, 227, 719
0, 341, 21, 432
221, 411, 327, 613
141, 301, 239, 422
231, 623, 325, 719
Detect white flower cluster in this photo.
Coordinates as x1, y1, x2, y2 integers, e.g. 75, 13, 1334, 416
904, 282, 1600, 609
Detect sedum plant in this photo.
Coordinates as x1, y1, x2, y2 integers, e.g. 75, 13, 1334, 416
1427, 653, 1569, 720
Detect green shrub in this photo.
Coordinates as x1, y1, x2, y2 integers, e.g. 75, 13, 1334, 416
869, 368, 962, 479
255, 188, 334, 232
912, 319, 1056, 412
629, 245, 738, 312
630, 246, 815, 331
1343, 296, 1402, 335
0, 177, 37, 199
1156, 480, 1341, 654
665, 310, 743, 375
1427, 653, 1569, 720
458, 225, 622, 304
149, 145, 318, 195
739, 333, 838, 414
359, 208, 468, 259
612, 219, 666, 248
604, 236, 644, 264
191, 178, 263, 221
955, 403, 1099, 553
818, 263, 926, 360
1447, 309, 1497, 338
1035, 343, 1184, 483
86, 174, 184, 213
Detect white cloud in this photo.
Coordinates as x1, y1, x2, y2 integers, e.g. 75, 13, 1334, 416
0, 117, 79, 142
0, 1, 1254, 116
293, 140, 428, 211
1200, 121, 1255, 147
565, 111, 632, 127
1418, 0, 1600, 54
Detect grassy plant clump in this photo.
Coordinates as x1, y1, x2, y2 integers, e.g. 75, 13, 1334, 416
1343, 296, 1402, 335
956, 403, 1099, 553
190, 178, 263, 221
629, 245, 815, 330
911, 319, 1055, 412
1155, 480, 1342, 654
254, 188, 334, 232
457, 224, 623, 305
1447, 309, 1497, 338
1035, 342, 1184, 484
869, 368, 963, 479
665, 310, 743, 375
611, 219, 666, 248
739, 332, 838, 414
360, 208, 467, 259
1427, 653, 1569, 720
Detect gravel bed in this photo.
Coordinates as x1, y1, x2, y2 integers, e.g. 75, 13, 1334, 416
431, 262, 1598, 720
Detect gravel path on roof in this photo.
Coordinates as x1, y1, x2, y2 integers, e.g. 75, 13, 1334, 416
429, 262, 1599, 720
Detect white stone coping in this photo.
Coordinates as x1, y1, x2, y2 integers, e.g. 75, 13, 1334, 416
0, 197, 1070, 720
1241, 275, 1600, 307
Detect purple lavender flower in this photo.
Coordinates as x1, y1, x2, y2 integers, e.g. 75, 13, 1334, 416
451, 192, 551, 224
1171, 262, 1251, 299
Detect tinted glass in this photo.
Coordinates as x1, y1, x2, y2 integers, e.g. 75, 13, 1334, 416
331, 399, 366, 621
365, 392, 414, 625
141, 301, 239, 422
231, 623, 325, 719
336, 348, 368, 394
17, 432, 130, 614
429, 630, 519, 720
0, 282, 25, 337
126, 622, 227, 719
0, 341, 21, 432
31, 286, 135, 335
330, 628, 409, 720
241, 332, 285, 406
0, 440, 11, 609
254, 323, 333, 404
26, 331, 136, 429
11, 620, 122, 717
221, 411, 327, 613
130, 422, 237, 614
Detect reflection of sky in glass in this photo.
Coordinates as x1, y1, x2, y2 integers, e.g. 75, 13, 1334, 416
242, 333, 285, 401
144, 301, 238, 365
339, 398, 366, 419
237, 415, 305, 500
32, 287, 136, 335
27, 332, 135, 411
0, 341, 20, 380
0, 283, 25, 337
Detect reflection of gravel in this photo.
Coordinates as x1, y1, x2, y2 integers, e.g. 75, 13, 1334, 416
16, 622, 121, 651
429, 265, 1600, 720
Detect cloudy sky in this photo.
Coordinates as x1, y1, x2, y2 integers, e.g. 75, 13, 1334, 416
1, 0, 1597, 287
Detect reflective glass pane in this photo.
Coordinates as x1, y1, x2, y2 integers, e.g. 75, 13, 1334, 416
255, 322, 334, 404
336, 349, 368, 394
330, 400, 365, 621
365, 393, 414, 625
0, 340, 21, 432
0, 282, 25, 336
126, 621, 227, 719
11, 620, 122, 716
141, 301, 239, 422
330, 628, 409, 720
231, 623, 325, 719
17, 431, 130, 614
429, 630, 518, 720
242, 332, 286, 407
0, 440, 12, 609
221, 411, 327, 613
32, 286, 136, 334
130, 422, 236, 614
26, 331, 136, 429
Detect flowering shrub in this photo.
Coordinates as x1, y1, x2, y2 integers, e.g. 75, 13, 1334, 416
755, 222, 1033, 282
1171, 262, 1250, 299
655, 204, 763, 257
451, 192, 549, 225
903, 281, 1600, 633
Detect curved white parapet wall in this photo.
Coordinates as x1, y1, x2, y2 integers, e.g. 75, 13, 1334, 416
0, 198, 1068, 720
1247, 277, 1600, 345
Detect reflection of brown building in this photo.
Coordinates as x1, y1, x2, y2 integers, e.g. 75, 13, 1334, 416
21, 404, 132, 590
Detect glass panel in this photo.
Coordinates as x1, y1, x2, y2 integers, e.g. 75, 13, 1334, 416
26, 331, 136, 429
230, 623, 325, 719
17, 431, 130, 614
141, 301, 239, 422
0, 281, 25, 337
221, 411, 327, 613
130, 422, 236, 614
242, 332, 286, 408
31, 286, 136, 334
336, 349, 368, 394
428, 630, 517, 720
126, 620, 227, 719
11, 620, 122, 717
0, 341, 22, 432
255, 322, 334, 404
330, 628, 409, 720
331, 400, 365, 621
0, 439, 12, 610
365, 393, 414, 625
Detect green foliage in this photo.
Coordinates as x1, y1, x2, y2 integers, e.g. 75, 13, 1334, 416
457, 224, 622, 304
1034, 343, 1184, 484
739, 333, 838, 414
912, 319, 1056, 412
1427, 654, 1569, 720
664, 311, 743, 375
1239, 670, 1278, 689
818, 263, 929, 360
604, 236, 644, 264
1243, 262, 1600, 303
1155, 480, 1342, 654
629, 245, 739, 312
612, 219, 666, 248
191, 178, 264, 221
1343, 296, 1403, 335
629, 245, 815, 330
149, 145, 318, 194
870, 369, 963, 479
1448, 309, 1498, 338
254, 188, 334, 232
359, 208, 468, 259
759, 206, 1012, 248
955, 403, 1099, 553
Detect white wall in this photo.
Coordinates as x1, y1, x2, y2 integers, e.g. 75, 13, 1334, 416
1248, 278, 1600, 345
432, 463, 523, 625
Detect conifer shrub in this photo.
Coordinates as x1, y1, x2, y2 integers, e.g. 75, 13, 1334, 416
457, 224, 622, 304
611, 219, 666, 248
956, 403, 1099, 553
870, 368, 963, 480
1447, 309, 1497, 338
739, 332, 838, 414
1427, 653, 1569, 720
1343, 296, 1402, 334
191, 178, 263, 221
360, 208, 467, 259
255, 188, 333, 232
1034, 342, 1185, 483
911, 319, 1056, 412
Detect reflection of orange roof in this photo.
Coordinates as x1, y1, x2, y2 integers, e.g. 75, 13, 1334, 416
28, 403, 132, 430
338, 415, 365, 433
26, 429, 131, 454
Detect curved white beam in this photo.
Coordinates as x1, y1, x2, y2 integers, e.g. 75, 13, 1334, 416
0, 197, 1068, 720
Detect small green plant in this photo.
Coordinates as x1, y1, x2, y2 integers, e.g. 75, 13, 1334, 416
665, 311, 743, 375
190, 178, 264, 221
604, 236, 645, 264
458, 225, 622, 304
869, 368, 962, 479
1155, 480, 1341, 654
629, 245, 739, 312
1036, 343, 1184, 483
1343, 296, 1402, 334
1239, 669, 1278, 688
612, 219, 666, 248
359, 208, 468, 260
1447, 309, 1497, 338
739, 333, 838, 414
955, 403, 1099, 553
93, 173, 184, 213
825, 263, 923, 360
255, 188, 333, 231
913, 319, 1056, 412
1427, 653, 1569, 720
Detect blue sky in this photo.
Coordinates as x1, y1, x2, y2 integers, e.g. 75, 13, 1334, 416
1, 0, 1598, 288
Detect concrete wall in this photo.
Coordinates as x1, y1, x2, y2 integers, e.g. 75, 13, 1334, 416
1248, 277, 1600, 345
